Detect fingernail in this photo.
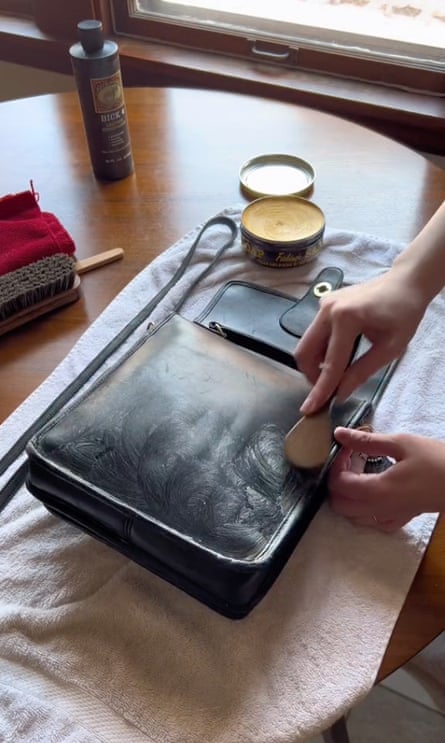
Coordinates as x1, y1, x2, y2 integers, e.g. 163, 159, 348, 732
300, 397, 313, 415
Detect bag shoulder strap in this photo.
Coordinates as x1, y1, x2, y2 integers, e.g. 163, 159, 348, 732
0, 216, 238, 509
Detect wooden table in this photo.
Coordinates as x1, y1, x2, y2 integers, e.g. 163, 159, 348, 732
0, 88, 444, 683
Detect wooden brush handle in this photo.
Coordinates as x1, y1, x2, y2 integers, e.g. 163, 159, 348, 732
75, 248, 124, 275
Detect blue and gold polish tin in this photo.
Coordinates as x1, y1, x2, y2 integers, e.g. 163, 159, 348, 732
241, 195, 325, 268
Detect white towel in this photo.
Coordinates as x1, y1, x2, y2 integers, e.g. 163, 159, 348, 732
0, 205, 439, 743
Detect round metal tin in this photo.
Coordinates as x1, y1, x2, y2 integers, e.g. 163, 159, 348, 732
239, 153, 315, 199
241, 195, 325, 268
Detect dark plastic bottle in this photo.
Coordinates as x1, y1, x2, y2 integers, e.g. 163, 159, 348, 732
69, 19, 134, 180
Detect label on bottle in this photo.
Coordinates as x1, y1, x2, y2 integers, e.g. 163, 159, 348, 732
74, 64, 134, 179
90, 71, 125, 114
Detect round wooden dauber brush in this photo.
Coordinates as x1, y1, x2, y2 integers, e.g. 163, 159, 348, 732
284, 337, 362, 470
0, 247, 123, 336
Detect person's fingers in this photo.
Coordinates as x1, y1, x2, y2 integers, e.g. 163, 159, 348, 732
335, 343, 404, 402
348, 515, 404, 532
329, 445, 353, 479
329, 472, 382, 517
294, 320, 330, 384
377, 518, 407, 533
330, 469, 420, 527
299, 322, 359, 414
333, 427, 406, 461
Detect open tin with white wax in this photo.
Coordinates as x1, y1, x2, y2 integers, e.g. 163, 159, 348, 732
241, 195, 326, 268
239, 153, 315, 199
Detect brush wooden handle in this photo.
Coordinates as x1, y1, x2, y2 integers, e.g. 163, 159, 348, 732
0, 277, 81, 338
75, 248, 124, 275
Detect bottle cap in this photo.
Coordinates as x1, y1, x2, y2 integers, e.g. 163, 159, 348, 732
78, 19, 104, 54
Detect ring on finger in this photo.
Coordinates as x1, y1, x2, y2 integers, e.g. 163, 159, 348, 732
318, 360, 332, 371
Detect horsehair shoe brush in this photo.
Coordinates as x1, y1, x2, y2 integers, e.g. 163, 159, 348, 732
0, 247, 123, 336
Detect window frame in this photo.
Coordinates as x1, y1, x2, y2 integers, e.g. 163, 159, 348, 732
110, 0, 445, 95
0, 0, 443, 155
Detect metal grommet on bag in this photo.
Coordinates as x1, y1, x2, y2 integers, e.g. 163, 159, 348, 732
313, 281, 333, 298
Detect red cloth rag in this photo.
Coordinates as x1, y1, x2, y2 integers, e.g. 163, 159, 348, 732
0, 187, 75, 276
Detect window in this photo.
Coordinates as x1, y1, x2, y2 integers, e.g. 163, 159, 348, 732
112, 0, 445, 94
0, 0, 443, 152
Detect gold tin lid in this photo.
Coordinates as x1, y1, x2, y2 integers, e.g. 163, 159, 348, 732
241, 196, 325, 245
239, 153, 315, 199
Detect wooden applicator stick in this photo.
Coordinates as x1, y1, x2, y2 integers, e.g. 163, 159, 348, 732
76, 247, 124, 274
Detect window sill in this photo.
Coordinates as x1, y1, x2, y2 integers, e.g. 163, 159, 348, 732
1, 14, 444, 154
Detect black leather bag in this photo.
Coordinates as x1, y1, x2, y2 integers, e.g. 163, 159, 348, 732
25, 269, 395, 619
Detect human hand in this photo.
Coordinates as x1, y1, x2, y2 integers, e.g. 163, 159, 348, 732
296, 270, 428, 415
329, 427, 445, 531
